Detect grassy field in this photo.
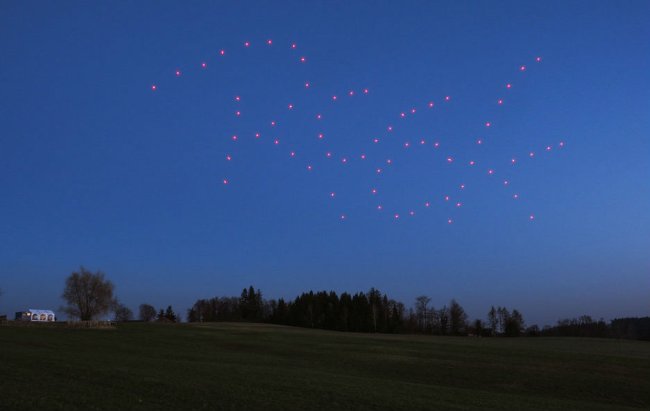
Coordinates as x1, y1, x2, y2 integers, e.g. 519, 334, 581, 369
1, 322, 649, 410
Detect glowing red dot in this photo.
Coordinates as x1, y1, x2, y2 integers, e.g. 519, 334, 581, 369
498, 99, 503, 105
376, 168, 382, 174
434, 142, 440, 148
469, 160, 475, 166
271, 121, 276, 126
546, 145, 552, 151
341, 157, 348, 164
411, 108, 416, 114
316, 114, 322, 120
506, 83, 512, 89
244, 41, 250, 47
291, 43, 297, 49
290, 151, 296, 157
307, 165, 313, 171
330, 192, 335, 198
288, 104, 294, 110
201, 62, 207, 68
529, 214, 535, 221
371, 188, 377, 194
223, 179, 229, 185
536, 56, 542, 62
425, 202, 430, 207
305, 82, 310, 88
460, 184, 465, 190
559, 141, 565, 147
447, 157, 453, 163
420, 139, 426, 145
529, 151, 535, 158
394, 214, 400, 219
274, 139, 280, 145
504, 180, 510, 185
255, 133, 261, 138
318, 133, 324, 139
477, 139, 483, 145
444, 195, 450, 201
400, 112, 406, 118
151, 85, 157, 91
326, 152, 332, 158
377, 205, 383, 210
299, 56, 306, 63
445, 96, 450, 101
232, 135, 238, 141
363, 88, 369, 94
360, 154, 366, 160
511, 158, 516, 164
226, 154, 232, 161
373, 138, 379, 144
456, 202, 462, 208
488, 169, 494, 175
447, 218, 453, 224
175, 70, 181, 77
387, 125, 393, 132
235, 111, 241, 116
428, 101, 434, 108
485, 122, 491, 127
348, 90, 354, 96
386, 159, 392, 164
332, 95, 338, 101
520, 65, 526, 71
235, 96, 241, 102
220, 50, 225, 56
404, 142, 410, 148
267, 39, 273, 45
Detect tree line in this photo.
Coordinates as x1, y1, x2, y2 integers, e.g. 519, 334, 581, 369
29, 267, 649, 340
185, 286, 531, 336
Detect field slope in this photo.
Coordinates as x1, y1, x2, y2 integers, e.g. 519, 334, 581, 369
1, 322, 649, 410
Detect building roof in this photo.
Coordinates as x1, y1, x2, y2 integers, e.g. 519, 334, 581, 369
27, 309, 55, 316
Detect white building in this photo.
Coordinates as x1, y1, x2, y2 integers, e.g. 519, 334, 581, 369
15, 309, 56, 322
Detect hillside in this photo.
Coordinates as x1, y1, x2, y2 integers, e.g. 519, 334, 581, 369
1, 322, 649, 410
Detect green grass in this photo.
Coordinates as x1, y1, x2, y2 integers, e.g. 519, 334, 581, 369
1, 323, 649, 410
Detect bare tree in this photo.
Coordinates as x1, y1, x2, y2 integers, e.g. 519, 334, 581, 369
415, 295, 431, 332
113, 303, 133, 322
139, 303, 157, 321
488, 306, 498, 335
61, 267, 116, 320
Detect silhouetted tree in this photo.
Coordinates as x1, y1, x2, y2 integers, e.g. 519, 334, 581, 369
139, 304, 157, 322
240, 286, 263, 321
472, 319, 484, 336
61, 267, 116, 320
610, 317, 650, 340
438, 306, 449, 335
113, 303, 133, 322
504, 309, 524, 336
164, 305, 177, 322
449, 299, 468, 335
487, 306, 498, 336
497, 307, 510, 335
415, 295, 431, 332
525, 324, 540, 336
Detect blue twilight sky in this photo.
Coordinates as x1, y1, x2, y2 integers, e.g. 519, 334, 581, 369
1, 1, 649, 326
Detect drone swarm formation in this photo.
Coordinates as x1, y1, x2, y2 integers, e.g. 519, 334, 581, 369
151, 40, 565, 224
